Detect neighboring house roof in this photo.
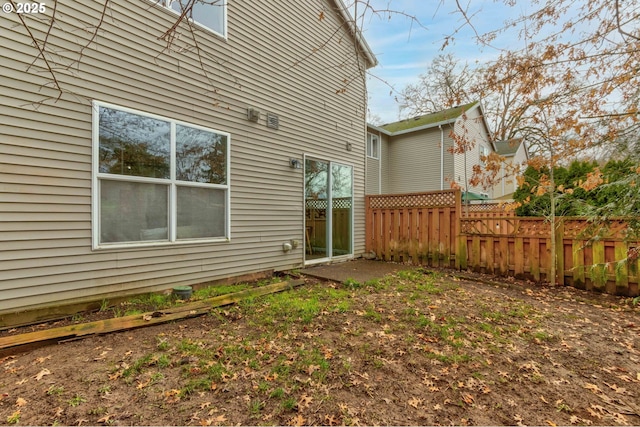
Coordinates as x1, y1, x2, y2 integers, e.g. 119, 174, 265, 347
494, 139, 523, 157
333, 0, 378, 68
379, 102, 479, 134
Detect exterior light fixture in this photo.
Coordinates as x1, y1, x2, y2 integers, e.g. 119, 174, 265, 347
289, 158, 302, 169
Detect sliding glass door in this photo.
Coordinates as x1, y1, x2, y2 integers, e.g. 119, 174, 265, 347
304, 158, 353, 263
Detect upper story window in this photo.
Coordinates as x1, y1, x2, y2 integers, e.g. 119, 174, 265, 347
154, 0, 227, 38
367, 133, 379, 159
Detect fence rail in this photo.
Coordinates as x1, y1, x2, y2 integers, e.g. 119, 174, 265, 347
365, 190, 639, 296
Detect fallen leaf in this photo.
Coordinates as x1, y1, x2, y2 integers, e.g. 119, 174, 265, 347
323, 347, 333, 360
408, 397, 423, 408
605, 382, 627, 394
212, 414, 227, 424
298, 394, 313, 409
136, 378, 151, 389
307, 364, 321, 375
611, 413, 629, 425
325, 414, 338, 425
34, 368, 51, 381
15, 378, 28, 385
588, 404, 606, 419
461, 393, 474, 405
546, 420, 557, 426
287, 414, 305, 426
97, 414, 113, 423
583, 383, 602, 394
34, 355, 51, 364
15, 397, 27, 407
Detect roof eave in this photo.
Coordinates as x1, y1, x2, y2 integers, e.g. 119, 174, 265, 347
383, 117, 458, 136
333, 0, 378, 68
366, 123, 393, 136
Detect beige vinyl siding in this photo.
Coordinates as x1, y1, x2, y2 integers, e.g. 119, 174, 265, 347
452, 106, 492, 195
380, 133, 391, 194
491, 143, 528, 198
387, 130, 447, 194
366, 158, 380, 195
0, 0, 369, 314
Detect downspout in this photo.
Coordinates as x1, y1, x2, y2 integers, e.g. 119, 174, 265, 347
378, 130, 382, 194
439, 125, 444, 190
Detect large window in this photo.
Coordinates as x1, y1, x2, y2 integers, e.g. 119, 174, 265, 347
92, 101, 230, 248
153, 0, 227, 38
367, 133, 379, 159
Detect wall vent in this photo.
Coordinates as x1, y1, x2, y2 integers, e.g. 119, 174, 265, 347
247, 108, 260, 122
266, 113, 279, 130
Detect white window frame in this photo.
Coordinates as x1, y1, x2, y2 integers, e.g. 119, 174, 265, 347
479, 145, 490, 166
367, 133, 379, 159
151, 0, 227, 39
91, 101, 231, 250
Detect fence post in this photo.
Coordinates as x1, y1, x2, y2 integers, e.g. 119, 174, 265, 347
365, 196, 372, 254
555, 218, 565, 286
454, 190, 466, 270
592, 241, 606, 291
572, 240, 586, 289
614, 241, 629, 295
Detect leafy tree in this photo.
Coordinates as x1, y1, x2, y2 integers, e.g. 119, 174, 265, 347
513, 160, 599, 217
435, 0, 640, 283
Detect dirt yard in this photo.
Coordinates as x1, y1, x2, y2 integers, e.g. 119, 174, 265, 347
1, 269, 639, 426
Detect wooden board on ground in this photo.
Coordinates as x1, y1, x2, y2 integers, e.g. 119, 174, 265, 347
0, 279, 304, 353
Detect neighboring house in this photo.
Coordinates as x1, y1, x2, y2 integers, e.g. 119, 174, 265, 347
491, 139, 530, 201
366, 102, 525, 200
0, 0, 376, 318
366, 102, 492, 197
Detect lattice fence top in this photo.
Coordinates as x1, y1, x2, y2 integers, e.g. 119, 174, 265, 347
368, 191, 457, 209
306, 197, 352, 210
465, 203, 508, 212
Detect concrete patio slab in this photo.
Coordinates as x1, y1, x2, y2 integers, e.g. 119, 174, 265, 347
300, 259, 417, 284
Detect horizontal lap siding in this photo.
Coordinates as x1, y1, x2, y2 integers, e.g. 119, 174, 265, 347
388, 131, 442, 194
366, 158, 380, 194
0, 0, 368, 314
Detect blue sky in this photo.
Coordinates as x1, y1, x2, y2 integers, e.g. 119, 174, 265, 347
361, 1, 531, 124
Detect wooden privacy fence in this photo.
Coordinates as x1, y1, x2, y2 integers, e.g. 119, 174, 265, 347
365, 190, 640, 296
365, 190, 460, 269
